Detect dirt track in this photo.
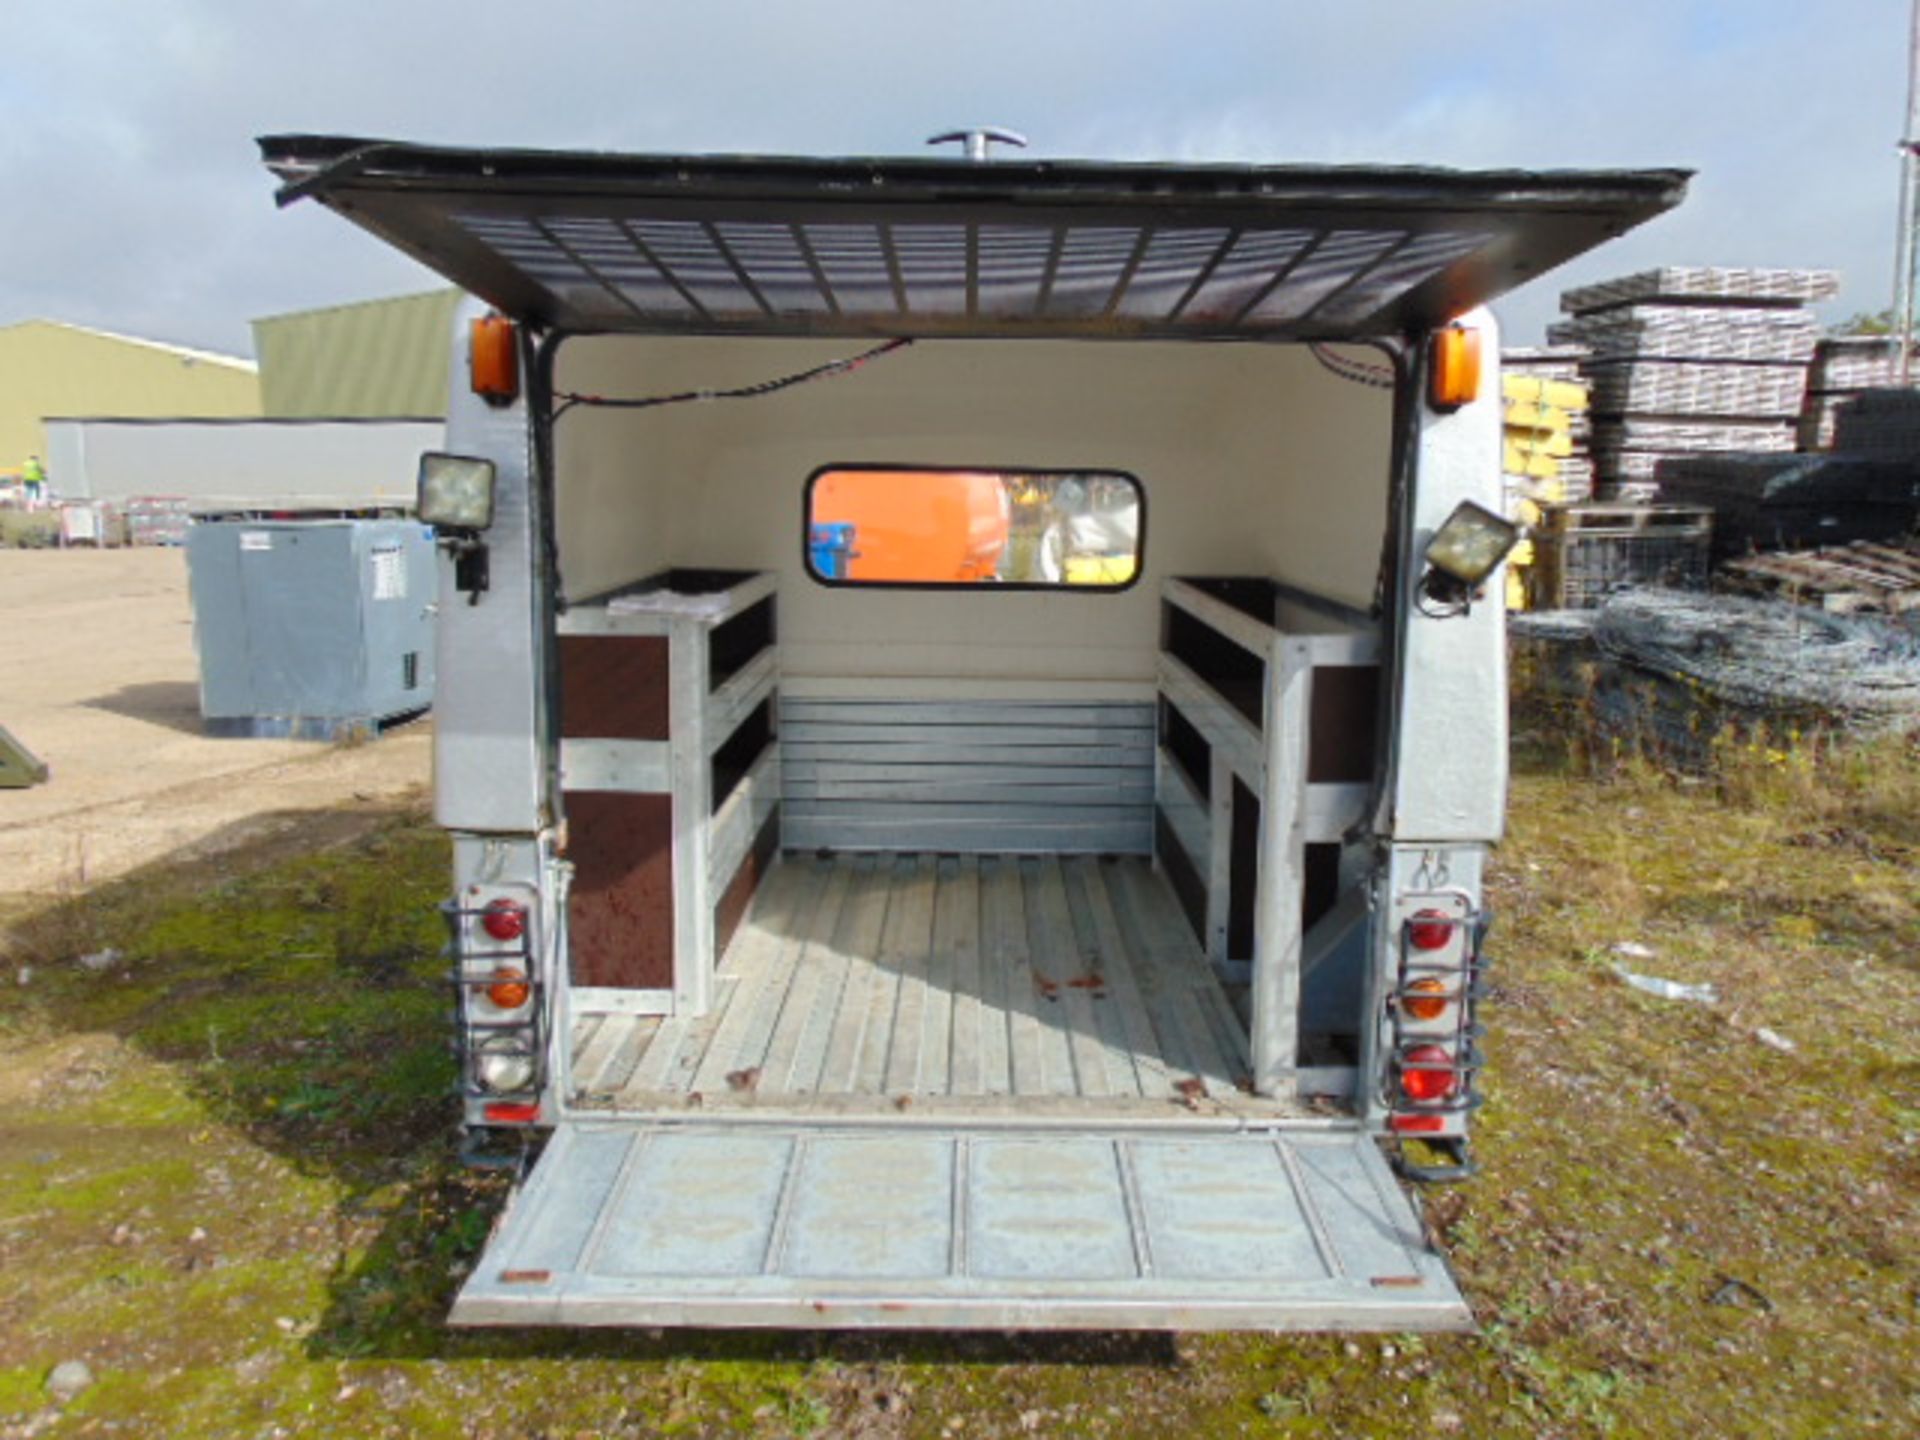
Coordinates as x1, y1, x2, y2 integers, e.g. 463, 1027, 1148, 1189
0, 549, 430, 897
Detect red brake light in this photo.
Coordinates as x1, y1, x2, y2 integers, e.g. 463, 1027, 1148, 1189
1407, 909, 1453, 951
1400, 1043, 1457, 1103
1390, 1113, 1447, 1133
481, 898, 527, 942
482, 1101, 539, 1125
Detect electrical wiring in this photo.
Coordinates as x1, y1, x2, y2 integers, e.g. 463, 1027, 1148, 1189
552, 337, 913, 420
1310, 342, 1397, 389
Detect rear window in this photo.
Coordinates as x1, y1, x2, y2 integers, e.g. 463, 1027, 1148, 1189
804, 466, 1143, 590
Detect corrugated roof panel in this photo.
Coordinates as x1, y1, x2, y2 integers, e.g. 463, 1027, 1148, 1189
714, 223, 836, 315
1311, 230, 1491, 327
1043, 226, 1146, 317
976, 225, 1056, 315
805, 223, 903, 314
891, 224, 970, 315
1243, 230, 1406, 323
1113, 227, 1234, 320
260, 138, 1690, 339
1175, 230, 1317, 324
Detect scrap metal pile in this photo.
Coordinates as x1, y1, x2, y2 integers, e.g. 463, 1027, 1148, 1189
1592, 589, 1920, 730
1511, 589, 1920, 763
1549, 267, 1835, 502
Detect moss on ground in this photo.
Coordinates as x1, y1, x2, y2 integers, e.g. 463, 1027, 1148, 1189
0, 741, 1915, 1436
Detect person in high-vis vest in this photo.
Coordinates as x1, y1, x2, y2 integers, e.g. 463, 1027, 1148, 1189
20, 455, 46, 503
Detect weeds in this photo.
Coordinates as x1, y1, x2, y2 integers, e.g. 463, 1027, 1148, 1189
0, 712, 1913, 1437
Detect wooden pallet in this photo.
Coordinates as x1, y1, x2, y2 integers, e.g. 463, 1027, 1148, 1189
1718, 541, 1920, 615
1537, 503, 1713, 537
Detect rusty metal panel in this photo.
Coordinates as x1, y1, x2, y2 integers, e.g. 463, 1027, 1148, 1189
559, 634, 670, 740
712, 804, 779, 960
566, 791, 674, 989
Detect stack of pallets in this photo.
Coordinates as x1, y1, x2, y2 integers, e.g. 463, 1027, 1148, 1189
1502, 346, 1594, 502
124, 495, 191, 547
1500, 349, 1593, 609
1799, 336, 1915, 450
1549, 267, 1833, 501
1526, 502, 1713, 610
1719, 539, 1920, 617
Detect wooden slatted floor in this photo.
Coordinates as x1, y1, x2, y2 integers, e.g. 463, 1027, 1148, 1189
568, 852, 1281, 1118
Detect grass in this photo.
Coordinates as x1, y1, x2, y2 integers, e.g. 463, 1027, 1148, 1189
0, 732, 1915, 1436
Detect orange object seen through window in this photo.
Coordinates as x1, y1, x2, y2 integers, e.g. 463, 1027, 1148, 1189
807, 468, 1141, 587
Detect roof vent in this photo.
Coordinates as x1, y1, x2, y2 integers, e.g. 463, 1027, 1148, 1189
926, 127, 1028, 163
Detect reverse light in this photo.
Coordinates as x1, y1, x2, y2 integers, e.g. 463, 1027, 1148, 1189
1400, 1043, 1458, 1104
1407, 909, 1454, 952
481, 898, 528, 943
486, 966, 531, 1010
1402, 976, 1451, 1021
474, 1034, 536, 1095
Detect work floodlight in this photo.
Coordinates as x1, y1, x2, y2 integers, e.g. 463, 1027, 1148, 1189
1420, 500, 1520, 613
417, 452, 497, 532
417, 452, 498, 602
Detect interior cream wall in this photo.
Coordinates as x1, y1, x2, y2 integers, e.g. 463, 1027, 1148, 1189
553, 337, 1391, 684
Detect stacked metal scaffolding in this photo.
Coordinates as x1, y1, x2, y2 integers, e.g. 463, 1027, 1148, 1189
1650, 452, 1920, 557
1800, 337, 1919, 449
1550, 267, 1835, 501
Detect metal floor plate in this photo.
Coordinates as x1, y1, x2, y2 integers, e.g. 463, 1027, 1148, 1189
453, 1123, 1471, 1331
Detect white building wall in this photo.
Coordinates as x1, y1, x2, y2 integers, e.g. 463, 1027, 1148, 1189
44, 418, 444, 508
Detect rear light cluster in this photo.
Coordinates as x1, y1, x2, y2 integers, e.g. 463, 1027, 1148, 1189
1384, 897, 1487, 1152
481, 898, 527, 941
445, 888, 546, 1128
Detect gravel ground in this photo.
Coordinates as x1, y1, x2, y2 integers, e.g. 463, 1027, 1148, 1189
0, 548, 429, 898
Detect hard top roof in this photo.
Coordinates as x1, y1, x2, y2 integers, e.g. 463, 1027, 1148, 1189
260, 135, 1687, 343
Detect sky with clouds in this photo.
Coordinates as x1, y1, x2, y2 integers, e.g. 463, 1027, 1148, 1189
1, 0, 1911, 358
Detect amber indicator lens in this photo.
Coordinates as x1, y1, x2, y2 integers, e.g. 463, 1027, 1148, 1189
1403, 976, 1451, 1021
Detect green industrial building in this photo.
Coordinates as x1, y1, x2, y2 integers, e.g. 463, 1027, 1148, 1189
251, 289, 460, 418
2, 290, 461, 491
0, 320, 261, 474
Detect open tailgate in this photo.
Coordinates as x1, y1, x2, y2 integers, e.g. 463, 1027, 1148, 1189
453, 1122, 1470, 1331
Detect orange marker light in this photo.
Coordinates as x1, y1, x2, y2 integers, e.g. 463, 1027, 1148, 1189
470, 313, 520, 405
1403, 976, 1451, 1021
1427, 325, 1482, 412
487, 967, 532, 1010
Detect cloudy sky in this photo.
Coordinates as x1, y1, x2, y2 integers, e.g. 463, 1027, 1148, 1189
1, 1, 1910, 358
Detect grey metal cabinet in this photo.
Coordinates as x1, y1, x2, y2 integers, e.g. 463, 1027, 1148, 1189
186, 515, 435, 738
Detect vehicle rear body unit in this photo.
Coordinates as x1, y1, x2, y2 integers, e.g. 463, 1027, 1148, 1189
262, 134, 1684, 1332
